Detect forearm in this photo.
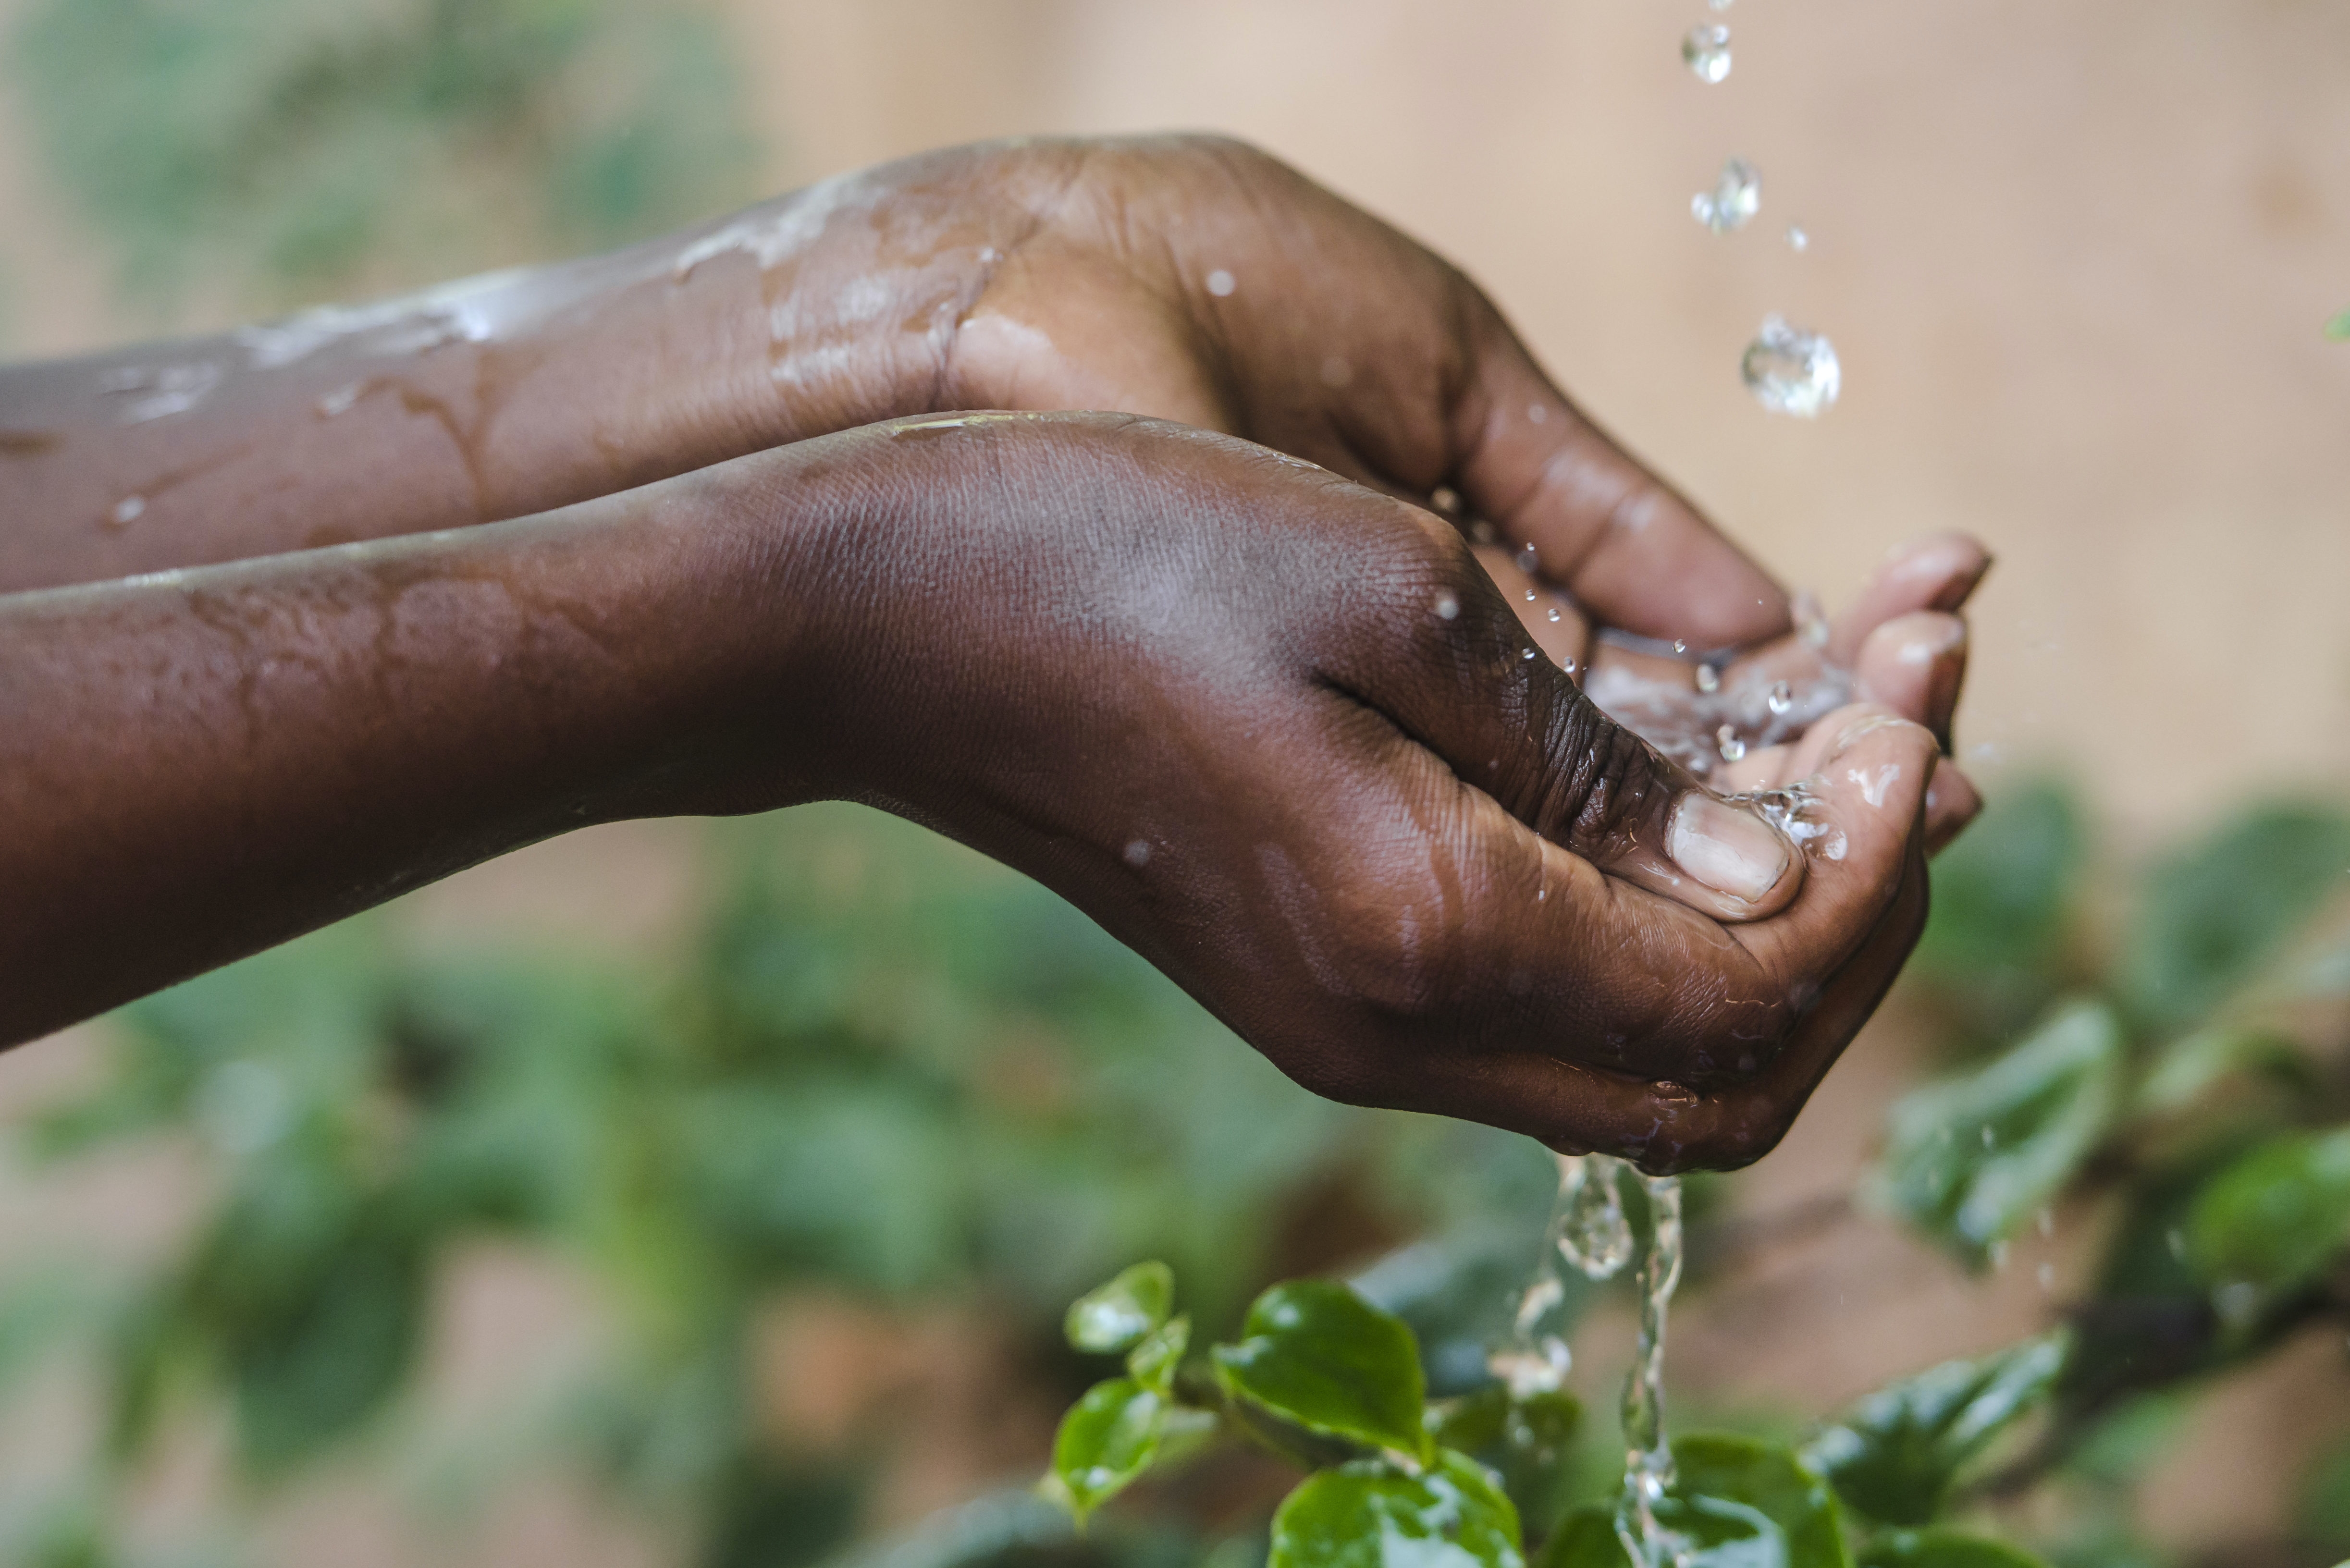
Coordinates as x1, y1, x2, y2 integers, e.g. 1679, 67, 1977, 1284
0, 456, 831, 1047
0, 143, 1073, 594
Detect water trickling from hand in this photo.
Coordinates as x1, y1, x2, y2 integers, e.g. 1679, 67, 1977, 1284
1615, 1174, 1686, 1568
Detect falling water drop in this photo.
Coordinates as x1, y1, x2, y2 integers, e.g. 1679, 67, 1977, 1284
1556, 1154, 1636, 1279
1786, 225, 1810, 252
1681, 24, 1732, 83
1694, 664, 1721, 694
1768, 681, 1794, 715
1717, 724, 1747, 763
1741, 315, 1842, 418
1690, 157, 1762, 234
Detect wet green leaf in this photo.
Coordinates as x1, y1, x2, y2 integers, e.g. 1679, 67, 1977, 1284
1065, 1262, 1175, 1353
1537, 1435, 1849, 1568
1270, 1449, 1523, 1568
1215, 1280, 1431, 1460
1126, 1315, 1189, 1395
2118, 802, 2350, 1029
1858, 1529, 2050, 1568
2185, 1128, 2350, 1332
1871, 999, 2124, 1264
1046, 1376, 1166, 1526
1804, 1334, 2068, 1526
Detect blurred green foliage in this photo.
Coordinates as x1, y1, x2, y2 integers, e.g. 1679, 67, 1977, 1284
7, 0, 758, 311
0, 805, 1559, 1567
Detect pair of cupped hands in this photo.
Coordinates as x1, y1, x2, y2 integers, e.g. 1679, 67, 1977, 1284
659, 137, 1985, 1172
42, 136, 1981, 1173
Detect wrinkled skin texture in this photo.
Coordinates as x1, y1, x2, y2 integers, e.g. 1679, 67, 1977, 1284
0, 137, 1985, 1170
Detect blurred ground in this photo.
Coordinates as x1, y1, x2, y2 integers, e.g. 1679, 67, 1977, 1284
2, 0, 2347, 1563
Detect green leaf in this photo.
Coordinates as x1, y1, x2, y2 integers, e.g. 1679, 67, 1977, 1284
2185, 1127, 2350, 1333
1870, 999, 2124, 1264
1859, 1529, 2050, 1568
1804, 1334, 2068, 1526
1046, 1377, 1166, 1526
1270, 1449, 1523, 1568
2134, 1025, 2312, 1117
1065, 1262, 1175, 1353
1537, 1435, 1849, 1568
1910, 780, 2084, 1015
1125, 1315, 1190, 1395
1215, 1280, 1432, 1460
2118, 802, 2350, 1029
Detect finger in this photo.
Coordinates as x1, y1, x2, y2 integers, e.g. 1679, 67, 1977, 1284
1509, 705, 1938, 1169
1471, 542, 1590, 678
1346, 559, 1805, 923
1452, 306, 1790, 649
1827, 533, 1991, 663
1853, 611, 1969, 746
1924, 757, 1981, 855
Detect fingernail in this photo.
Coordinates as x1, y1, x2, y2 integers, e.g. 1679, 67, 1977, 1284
1668, 795, 1790, 902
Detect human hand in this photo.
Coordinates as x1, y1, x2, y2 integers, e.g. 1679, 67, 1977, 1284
652, 412, 1944, 1172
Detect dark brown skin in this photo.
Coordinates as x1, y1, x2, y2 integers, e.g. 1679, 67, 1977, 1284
0, 136, 1984, 1171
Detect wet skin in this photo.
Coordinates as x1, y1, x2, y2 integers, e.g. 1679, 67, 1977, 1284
0, 137, 1985, 1171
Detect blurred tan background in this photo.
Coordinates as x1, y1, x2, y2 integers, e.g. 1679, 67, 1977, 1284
1, 1, 2347, 1565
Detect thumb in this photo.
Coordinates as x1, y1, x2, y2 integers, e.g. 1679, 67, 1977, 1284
1350, 554, 1804, 921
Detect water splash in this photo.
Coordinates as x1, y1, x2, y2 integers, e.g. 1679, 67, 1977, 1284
1556, 1153, 1636, 1279
1741, 316, 1842, 418
1583, 658, 1853, 777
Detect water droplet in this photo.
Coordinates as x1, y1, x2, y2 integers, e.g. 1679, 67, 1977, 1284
1429, 484, 1461, 514
1547, 606, 1563, 624
1690, 157, 1761, 234
1672, 639, 1688, 655
1786, 225, 1810, 252
1767, 681, 1794, 714
1681, 23, 1732, 82
1525, 588, 1539, 602
1523, 647, 1539, 661
1434, 592, 1461, 620
1793, 590, 1831, 648
111, 495, 147, 526
1716, 724, 1746, 763
1557, 1155, 1636, 1279
1123, 839, 1152, 868
1653, 1081, 1699, 1110
1694, 664, 1721, 694
1515, 542, 1540, 573
1205, 269, 1237, 297
1742, 315, 1841, 418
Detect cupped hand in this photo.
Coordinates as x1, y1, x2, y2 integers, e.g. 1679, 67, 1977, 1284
664, 412, 1944, 1173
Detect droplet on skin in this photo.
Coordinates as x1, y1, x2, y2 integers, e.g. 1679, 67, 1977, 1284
1547, 606, 1563, 624
1767, 681, 1794, 715
1742, 316, 1841, 418
1691, 157, 1762, 234
1205, 269, 1237, 297
1524, 588, 1538, 602
1434, 591, 1461, 621
1682, 23, 1732, 82
1515, 542, 1540, 573
1523, 648, 1538, 661
111, 495, 146, 526
1123, 839, 1152, 868
1695, 664, 1721, 694
1653, 1081, 1699, 1111
1716, 724, 1747, 763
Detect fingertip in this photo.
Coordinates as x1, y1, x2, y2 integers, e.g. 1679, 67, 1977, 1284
1855, 610, 1969, 742
1924, 757, 1983, 856
1829, 533, 1992, 660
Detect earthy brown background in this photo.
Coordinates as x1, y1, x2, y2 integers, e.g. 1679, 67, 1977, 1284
1, 0, 2346, 1562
